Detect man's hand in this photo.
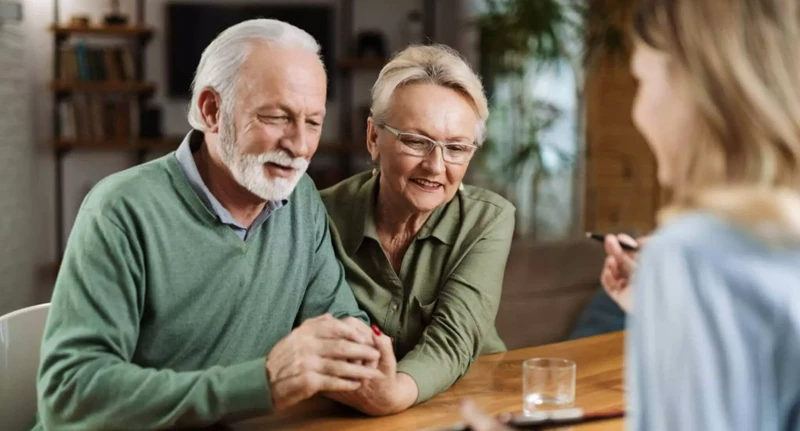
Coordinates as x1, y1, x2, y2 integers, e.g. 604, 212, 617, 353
600, 234, 647, 313
324, 324, 417, 416
340, 317, 378, 368
266, 314, 382, 411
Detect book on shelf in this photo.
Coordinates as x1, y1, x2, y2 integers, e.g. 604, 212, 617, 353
59, 42, 135, 82
58, 96, 136, 143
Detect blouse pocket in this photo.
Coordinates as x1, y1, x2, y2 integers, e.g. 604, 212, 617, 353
413, 297, 439, 326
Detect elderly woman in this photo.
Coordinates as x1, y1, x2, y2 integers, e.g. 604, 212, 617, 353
320, 44, 515, 414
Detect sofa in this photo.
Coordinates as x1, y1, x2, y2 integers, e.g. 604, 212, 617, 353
495, 238, 609, 349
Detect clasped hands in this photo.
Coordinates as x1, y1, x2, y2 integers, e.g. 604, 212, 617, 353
265, 314, 412, 416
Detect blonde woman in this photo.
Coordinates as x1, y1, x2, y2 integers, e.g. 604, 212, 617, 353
320, 44, 515, 415
462, 0, 800, 429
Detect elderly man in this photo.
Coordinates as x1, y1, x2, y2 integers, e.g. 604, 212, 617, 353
35, 19, 392, 430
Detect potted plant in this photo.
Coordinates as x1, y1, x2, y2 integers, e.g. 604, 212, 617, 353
474, 0, 629, 237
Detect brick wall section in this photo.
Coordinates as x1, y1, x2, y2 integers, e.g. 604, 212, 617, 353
584, 52, 663, 236
0, 21, 36, 316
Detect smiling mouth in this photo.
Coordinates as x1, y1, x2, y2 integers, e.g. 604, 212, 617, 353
411, 178, 444, 190
264, 162, 295, 177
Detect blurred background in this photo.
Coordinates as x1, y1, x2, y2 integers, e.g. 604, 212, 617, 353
0, 0, 660, 340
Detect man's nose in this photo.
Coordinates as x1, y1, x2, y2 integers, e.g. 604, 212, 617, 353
281, 122, 310, 159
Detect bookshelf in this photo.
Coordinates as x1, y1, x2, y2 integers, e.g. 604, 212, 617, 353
50, 24, 153, 38
328, 0, 436, 190
47, 0, 438, 267
50, 81, 155, 93
53, 137, 182, 152
50, 0, 168, 259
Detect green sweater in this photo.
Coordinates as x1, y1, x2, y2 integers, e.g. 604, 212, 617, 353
35, 154, 366, 430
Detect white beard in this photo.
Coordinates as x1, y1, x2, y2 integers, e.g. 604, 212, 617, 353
217, 114, 309, 202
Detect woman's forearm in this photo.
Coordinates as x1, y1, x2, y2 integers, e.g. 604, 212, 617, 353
323, 372, 419, 416
392, 372, 420, 412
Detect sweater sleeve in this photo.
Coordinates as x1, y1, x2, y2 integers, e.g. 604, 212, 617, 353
296, 189, 370, 325
397, 206, 515, 403
37, 208, 271, 431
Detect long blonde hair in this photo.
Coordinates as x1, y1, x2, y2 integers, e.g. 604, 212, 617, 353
633, 0, 800, 240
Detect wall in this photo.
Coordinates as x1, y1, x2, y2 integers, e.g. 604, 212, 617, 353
462, 0, 662, 237
26, 0, 436, 291
584, 52, 661, 235
0, 11, 37, 315
583, 0, 662, 235
462, 0, 578, 239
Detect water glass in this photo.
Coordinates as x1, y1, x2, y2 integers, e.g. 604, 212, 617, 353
522, 357, 576, 415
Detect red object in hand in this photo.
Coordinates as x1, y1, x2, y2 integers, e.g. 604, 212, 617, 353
371, 324, 382, 336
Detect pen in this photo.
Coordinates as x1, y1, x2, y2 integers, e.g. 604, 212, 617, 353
585, 232, 639, 251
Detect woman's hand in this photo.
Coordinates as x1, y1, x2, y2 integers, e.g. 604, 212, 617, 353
323, 325, 418, 416
600, 234, 647, 313
265, 315, 382, 411
459, 400, 513, 431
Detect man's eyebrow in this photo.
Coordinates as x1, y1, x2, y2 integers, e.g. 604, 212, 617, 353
272, 104, 326, 118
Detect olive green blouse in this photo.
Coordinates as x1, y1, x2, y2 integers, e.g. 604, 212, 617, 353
320, 171, 515, 403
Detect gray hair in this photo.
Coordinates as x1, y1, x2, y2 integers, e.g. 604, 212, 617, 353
370, 44, 489, 145
187, 19, 322, 131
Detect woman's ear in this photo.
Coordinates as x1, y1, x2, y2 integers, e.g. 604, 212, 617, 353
366, 117, 380, 163
198, 88, 222, 133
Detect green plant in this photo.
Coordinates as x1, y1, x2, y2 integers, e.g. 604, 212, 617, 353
476, 95, 568, 237
477, 94, 561, 183
475, 0, 629, 236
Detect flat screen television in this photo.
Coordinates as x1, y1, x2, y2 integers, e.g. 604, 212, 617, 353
166, 3, 335, 99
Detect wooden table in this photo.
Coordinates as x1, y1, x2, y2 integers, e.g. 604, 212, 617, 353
232, 332, 625, 431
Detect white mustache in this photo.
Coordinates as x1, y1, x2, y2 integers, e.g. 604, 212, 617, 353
246, 151, 309, 171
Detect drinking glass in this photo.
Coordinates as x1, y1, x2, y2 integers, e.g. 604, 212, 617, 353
522, 358, 576, 415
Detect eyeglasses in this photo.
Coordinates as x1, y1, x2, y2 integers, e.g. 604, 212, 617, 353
376, 123, 478, 165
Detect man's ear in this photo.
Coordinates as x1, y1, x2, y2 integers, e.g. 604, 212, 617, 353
197, 88, 222, 133
366, 117, 380, 162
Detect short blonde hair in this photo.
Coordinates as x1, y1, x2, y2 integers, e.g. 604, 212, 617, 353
634, 0, 800, 240
370, 44, 489, 145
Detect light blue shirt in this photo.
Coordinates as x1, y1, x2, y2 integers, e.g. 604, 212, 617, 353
627, 211, 800, 431
174, 131, 285, 240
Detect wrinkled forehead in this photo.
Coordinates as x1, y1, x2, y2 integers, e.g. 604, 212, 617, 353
232, 42, 327, 110
386, 83, 479, 141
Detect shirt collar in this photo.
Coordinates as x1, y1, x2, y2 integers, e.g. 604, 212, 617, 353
343, 173, 460, 255
417, 199, 459, 244
342, 174, 379, 256
174, 130, 287, 229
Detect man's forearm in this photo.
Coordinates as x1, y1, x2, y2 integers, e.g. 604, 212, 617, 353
38, 355, 271, 430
